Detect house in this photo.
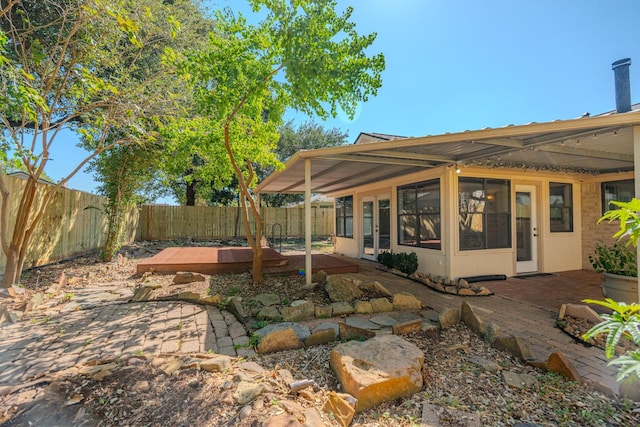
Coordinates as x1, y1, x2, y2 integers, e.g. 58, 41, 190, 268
257, 58, 640, 282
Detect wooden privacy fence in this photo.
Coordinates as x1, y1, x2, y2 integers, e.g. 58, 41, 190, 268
0, 174, 334, 275
0, 174, 138, 275
137, 204, 334, 241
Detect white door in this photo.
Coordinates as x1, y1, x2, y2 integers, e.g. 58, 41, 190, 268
515, 185, 538, 273
362, 196, 390, 261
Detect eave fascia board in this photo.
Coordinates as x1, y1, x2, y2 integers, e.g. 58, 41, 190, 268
296, 112, 640, 158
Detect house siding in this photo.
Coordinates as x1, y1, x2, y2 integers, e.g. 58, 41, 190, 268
580, 174, 633, 270
333, 165, 586, 280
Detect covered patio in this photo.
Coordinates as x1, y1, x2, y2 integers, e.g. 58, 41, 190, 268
257, 108, 640, 301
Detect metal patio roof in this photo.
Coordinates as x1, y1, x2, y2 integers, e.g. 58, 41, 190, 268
256, 111, 640, 195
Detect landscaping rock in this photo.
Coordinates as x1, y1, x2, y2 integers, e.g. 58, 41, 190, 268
494, 336, 535, 361
369, 314, 397, 327
330, 335, 424, 411
392, 318, 422, 336
315, 270, 328, 284
263, 414, 302, 427
257, 306, 282, 321
502, 371, 538, 389
315, 305, 333, 318
178, 291, 200, 301
458, 288, 477, 296
392, 292, 422, 310
255, 323, 311, 341
345, 317, 380, 330
305, 328, 337, 347
200, 294, 222, 305
251, 293, 280, 307
354, 301, 373, 314
0, 305, 14, 325
370, 297, 393, 313
457, 278, 471, 288
257, 327, 304, 354
422, 402, 480, 427
467, 356, 500, 373
234, 381, 266, 405
172, 272, 205, 285
303, 408, 326, 427
326, 276, 363, 302
460, 302, 485, 335
558, 303, 602, 324
131, 287, 155, 302
322, 391, 356, 427
281, 301, 315, 322
227, 296, 246, 319
201, 355, 232, 372
338, 322, 375, 341
476, 286, 493, 296
484, 321, 499, 343
359, 280, 392, 297
389, 311, 422, 323
546, 351, 581, 382
331, 302, 355, 317
312, 322, 339, 336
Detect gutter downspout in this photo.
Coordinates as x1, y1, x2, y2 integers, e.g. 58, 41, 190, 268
305, 159, 312, 285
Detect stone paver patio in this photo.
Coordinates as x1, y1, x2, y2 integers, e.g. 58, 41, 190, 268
0, 301, 250, 387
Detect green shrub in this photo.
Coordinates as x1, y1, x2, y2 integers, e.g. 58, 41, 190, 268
377, 250, 394, 268
377, 250, 418, 275
393, 251, 418, 275
589, 241, 637, 277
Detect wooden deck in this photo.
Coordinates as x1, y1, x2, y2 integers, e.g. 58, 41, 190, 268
136, 247, 358, 275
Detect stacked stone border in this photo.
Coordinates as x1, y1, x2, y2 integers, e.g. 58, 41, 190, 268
382, 267, 494, 297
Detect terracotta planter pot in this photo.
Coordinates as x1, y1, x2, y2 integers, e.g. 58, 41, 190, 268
601, 272, 639, 304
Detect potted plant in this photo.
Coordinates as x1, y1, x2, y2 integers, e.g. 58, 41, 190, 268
589, 241, 638, 304
590, 199, 640, 304
584, 198, 640, 400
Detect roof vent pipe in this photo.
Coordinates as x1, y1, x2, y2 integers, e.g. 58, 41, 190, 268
612, 58, 632, 113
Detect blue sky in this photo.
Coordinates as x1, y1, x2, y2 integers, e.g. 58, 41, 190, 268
51, 0, 640, 195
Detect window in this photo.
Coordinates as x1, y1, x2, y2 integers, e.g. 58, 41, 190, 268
602, 179, 634, 214
550, 182, 573, 232
398, 179, 441, 249
335, 196, 353, 238
459, 178, 511, 250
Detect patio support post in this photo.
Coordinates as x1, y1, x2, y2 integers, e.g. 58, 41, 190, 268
305, 159, 312, 285
634, 126, 640, 303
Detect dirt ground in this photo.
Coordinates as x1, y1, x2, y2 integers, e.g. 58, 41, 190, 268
1, 240, 639, 426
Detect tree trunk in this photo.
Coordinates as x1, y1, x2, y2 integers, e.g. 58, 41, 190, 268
1, 177, 41, 292
101, 202, 123, 261
1, 249, 20, 296
185, 180, 196, 206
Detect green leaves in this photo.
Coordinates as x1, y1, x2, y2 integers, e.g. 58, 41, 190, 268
582, 298, 640, 379
599, 198, 640, 247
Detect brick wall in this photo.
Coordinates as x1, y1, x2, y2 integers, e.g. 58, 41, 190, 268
581, 181, 621, 269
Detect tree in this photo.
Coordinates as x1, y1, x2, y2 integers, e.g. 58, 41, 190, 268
261, 120, 348, 207
180, 0, 384, 285
0, 0, 177, 294
88, 142, 162, 261
90, 0, 212, 257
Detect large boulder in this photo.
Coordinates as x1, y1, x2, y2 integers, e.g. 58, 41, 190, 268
326, 276, 363, 302
330, 335, 424, 412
